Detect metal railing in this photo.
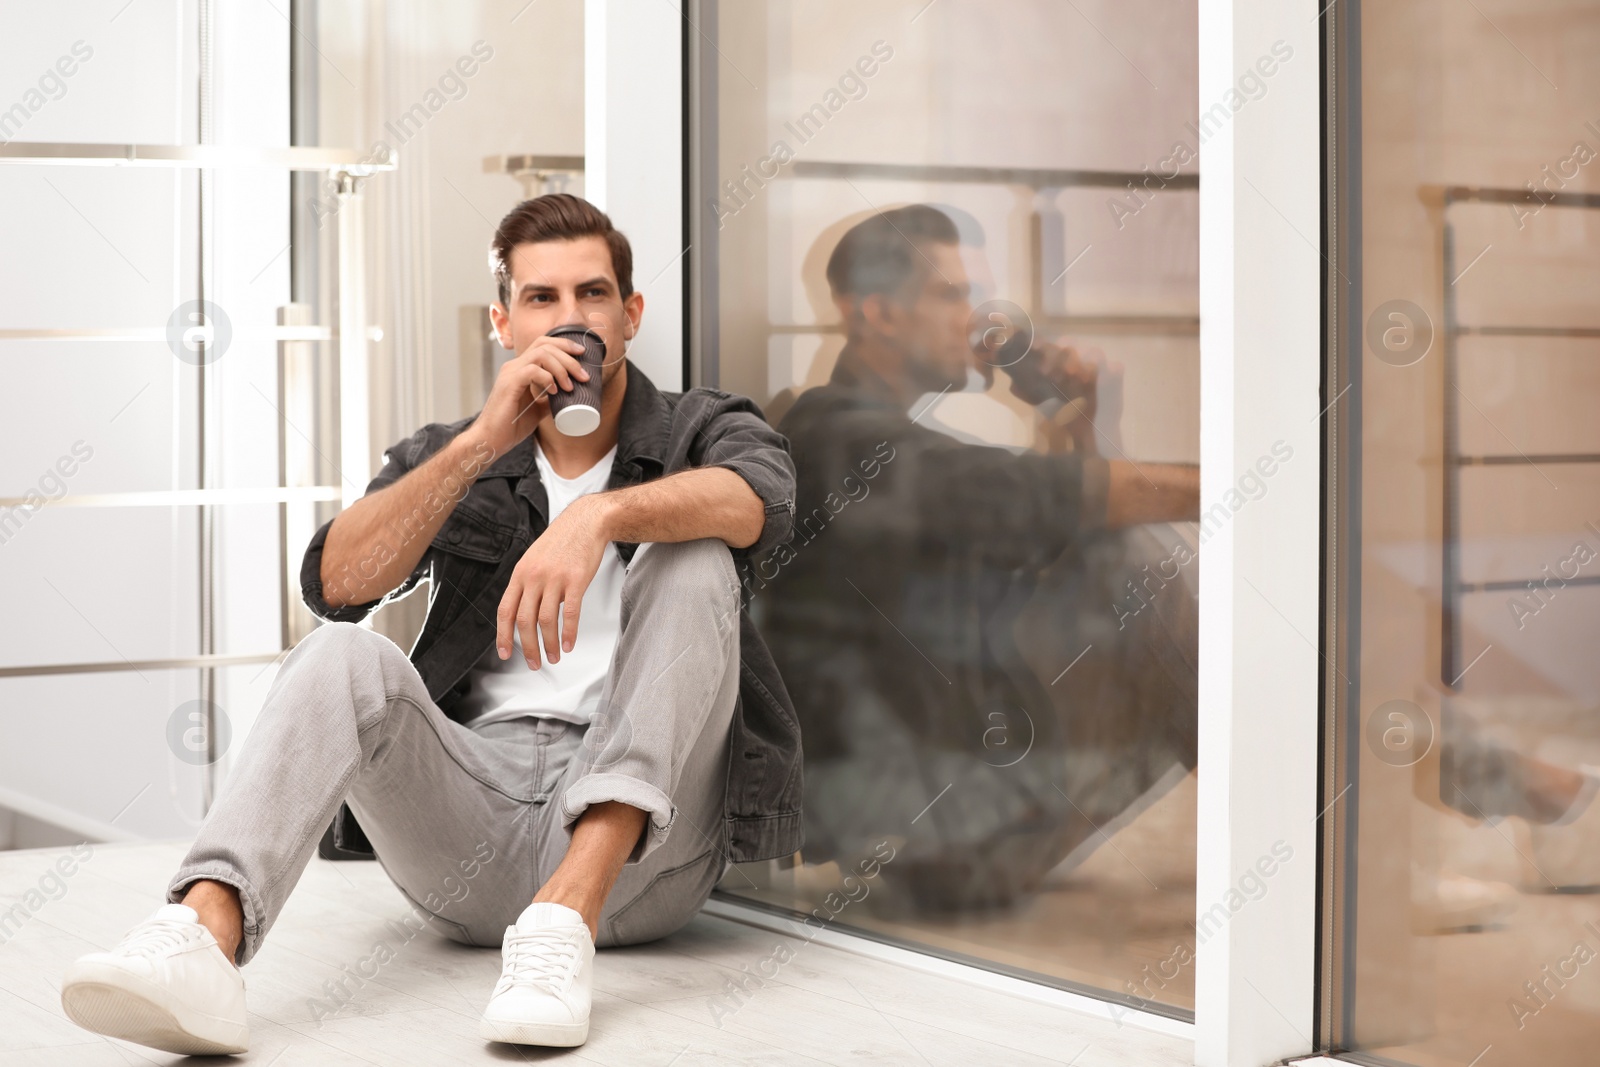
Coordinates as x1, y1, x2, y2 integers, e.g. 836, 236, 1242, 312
784, 159, 1200, 338
1437, 184, 1600, 687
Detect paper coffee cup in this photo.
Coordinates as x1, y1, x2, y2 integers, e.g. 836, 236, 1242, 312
545, 324, 606, 436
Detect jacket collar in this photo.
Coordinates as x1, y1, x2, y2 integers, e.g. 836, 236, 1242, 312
613, 358, 672, 471
476, 356, 670, 480
829, 343, 907, 409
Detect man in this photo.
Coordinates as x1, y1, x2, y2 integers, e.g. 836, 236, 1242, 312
757, 204, 1200, 912
59, 193, 802, 1052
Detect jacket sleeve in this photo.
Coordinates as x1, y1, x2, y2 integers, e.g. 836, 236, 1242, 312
298, 423, 455, 624
906, 427, 1109, 564
682, 389, 798, 561
796, 405, 1109, 570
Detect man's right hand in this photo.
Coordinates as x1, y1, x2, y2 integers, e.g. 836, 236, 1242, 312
473, 332, 593, 458
1024, 341, 1124, 456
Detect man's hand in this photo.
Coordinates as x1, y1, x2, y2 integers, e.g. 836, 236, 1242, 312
476, 332, 592, 458
1024, 340, 1099, 409
494, 464, 771, 667
1026, 340, 1124, 456
495, 494, 614, 669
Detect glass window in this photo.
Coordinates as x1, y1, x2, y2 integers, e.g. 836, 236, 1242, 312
1326, 1, 1600, 1062
693, 0, 1202, 1011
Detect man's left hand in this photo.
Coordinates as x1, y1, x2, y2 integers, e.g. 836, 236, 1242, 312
495, 494, 614, 669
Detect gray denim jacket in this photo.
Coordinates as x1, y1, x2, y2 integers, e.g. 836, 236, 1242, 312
298, 358, 803, 863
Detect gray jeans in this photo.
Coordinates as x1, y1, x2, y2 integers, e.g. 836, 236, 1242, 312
168, 538, 743, 966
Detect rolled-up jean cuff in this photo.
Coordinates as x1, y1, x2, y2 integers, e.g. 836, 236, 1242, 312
166, 864, 263, 966
560, 773, 677, 865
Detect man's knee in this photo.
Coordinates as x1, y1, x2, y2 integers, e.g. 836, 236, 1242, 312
285, 621, 400, 689
300, 620, 391, 655
629, 539, 740, 609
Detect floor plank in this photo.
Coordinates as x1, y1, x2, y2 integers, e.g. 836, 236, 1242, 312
0, 842, 1194, 1065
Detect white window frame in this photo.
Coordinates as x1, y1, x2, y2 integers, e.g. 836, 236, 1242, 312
1194, 0, 1323, 1063
585, 0, 687, 392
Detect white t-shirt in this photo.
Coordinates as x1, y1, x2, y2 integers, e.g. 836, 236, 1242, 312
455, 437, 630, 729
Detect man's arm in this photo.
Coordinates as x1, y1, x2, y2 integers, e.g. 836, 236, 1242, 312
492, 468, 766, 671
314, 328, 590, 611
1106, 461, 1199, 528
799, 407, 1193, 570
496, 390, 796, 671
592, 466, 765, 548
320, 429, 495, 608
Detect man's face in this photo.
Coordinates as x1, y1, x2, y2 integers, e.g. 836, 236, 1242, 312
489, 235, 643, 389
868, 241, 976, 392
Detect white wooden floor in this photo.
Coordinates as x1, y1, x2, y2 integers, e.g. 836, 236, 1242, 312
0, 841, 1195, 1066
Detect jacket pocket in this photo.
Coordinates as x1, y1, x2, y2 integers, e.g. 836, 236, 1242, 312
421, 506, 518, 632
430, 502, 516, 563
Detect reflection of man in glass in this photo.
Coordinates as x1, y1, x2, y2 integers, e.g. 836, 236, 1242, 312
757, 204, 1202, 911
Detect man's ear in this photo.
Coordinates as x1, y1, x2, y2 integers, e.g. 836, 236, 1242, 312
488, 301, 514, 349
858, 292, 900, 338
621, 291, 645, 342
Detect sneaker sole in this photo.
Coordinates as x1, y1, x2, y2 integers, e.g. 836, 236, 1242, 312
479, 1015, 589, 1047
61, 962, 248, 1056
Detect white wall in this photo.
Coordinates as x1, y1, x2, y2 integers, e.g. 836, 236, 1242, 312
585, 0, 683, 391
313, 0, 588, 424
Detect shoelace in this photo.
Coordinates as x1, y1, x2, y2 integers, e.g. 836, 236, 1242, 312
118, 919, 197, 960
500, 928, 582, 994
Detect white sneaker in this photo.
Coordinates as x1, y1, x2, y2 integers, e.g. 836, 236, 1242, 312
480, 901, 594, 1047
1411, 870, 1517, 934
1527, 765, 1600, 890
61, 902, 248, 1055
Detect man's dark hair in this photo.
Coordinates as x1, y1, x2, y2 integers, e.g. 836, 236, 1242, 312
489, 193, 634, 306
825, 204, 960, 300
